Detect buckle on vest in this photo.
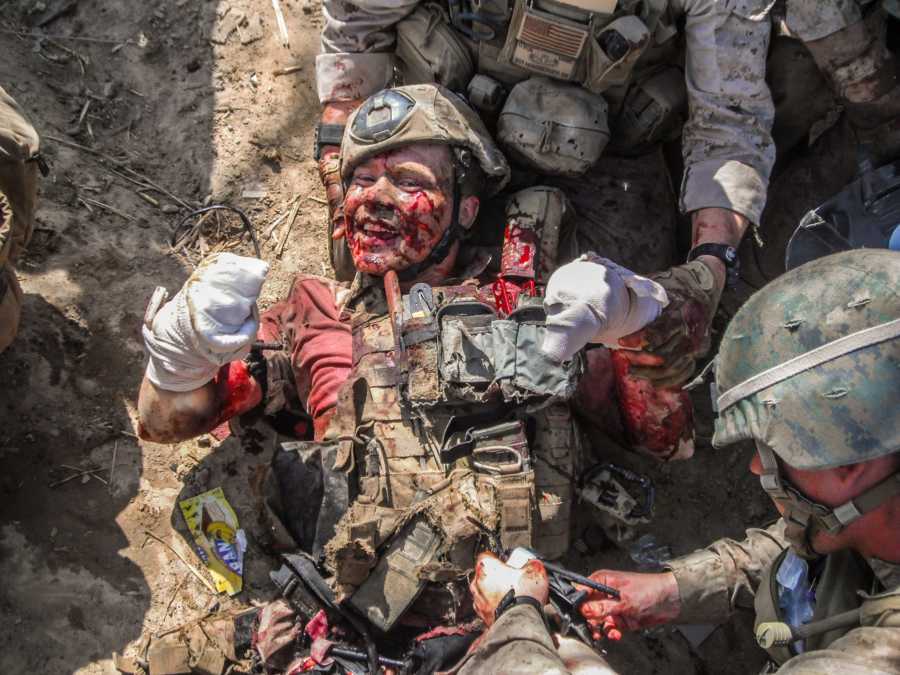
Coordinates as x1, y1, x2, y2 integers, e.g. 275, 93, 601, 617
828, 500, 863, 530
760, 472, 785, 496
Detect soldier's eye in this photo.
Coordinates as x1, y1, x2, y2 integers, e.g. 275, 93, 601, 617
353, 173, 376, 186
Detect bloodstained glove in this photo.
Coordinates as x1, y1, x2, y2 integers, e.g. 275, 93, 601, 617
142, 252, 269, 391
541, 254, 668, 363
617, 260, 721, 388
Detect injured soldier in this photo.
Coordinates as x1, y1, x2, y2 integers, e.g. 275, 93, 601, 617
138, 84, 718, 672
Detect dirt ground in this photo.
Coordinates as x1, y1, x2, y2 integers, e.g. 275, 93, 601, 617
0, 2, 864, 674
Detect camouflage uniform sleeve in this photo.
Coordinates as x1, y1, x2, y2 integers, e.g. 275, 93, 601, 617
664, 520, 788, 624
782, 0, 862, 42
453, 605, 573, 675
774, 626, 900, 674
671, 0, 775, 225
316, 0, 420, 103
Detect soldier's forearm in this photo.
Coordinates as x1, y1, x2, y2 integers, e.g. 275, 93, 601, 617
137, 361, 262, 443
690, 207, 749, 291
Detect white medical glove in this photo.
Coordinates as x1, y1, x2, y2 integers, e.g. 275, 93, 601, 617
541, 254, 668, 363
142, 253, 269, 391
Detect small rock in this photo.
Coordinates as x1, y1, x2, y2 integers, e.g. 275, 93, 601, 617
162, 204, 179, 214
75, 377, 100, 397
101, 82, 118, 99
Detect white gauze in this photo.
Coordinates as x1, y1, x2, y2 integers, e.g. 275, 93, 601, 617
143, 253, 269, 391
541, 254, 668, 363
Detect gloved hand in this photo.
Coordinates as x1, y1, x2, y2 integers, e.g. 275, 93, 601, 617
617, 260, 721, 388
318, 149, 346, 241
578, 570, 681, 641
253, 600, 301, 670
142, 252, 269, 392
541, 254, 668, 363
470, 552, 549, 628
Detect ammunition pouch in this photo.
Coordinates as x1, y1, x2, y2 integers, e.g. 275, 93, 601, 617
609, 65, 687, 154
585, 15, 651, 92
497, 77, 610, 176
405, 291, 581, 406
491, 302, 581, 402
497, 1, 657, 93
397, 4, 476, 92
336, 468, 536, 631
268, 440, 354, 558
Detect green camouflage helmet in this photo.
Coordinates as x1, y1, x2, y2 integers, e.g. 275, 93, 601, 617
340, 84, 510, 197
712, 249, 900, 469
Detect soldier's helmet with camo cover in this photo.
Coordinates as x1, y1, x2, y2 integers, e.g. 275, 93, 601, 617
340, 84, 510, 197
712, 248, 899, 469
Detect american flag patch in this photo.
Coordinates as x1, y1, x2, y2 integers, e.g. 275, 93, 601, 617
517, 11, 589, 60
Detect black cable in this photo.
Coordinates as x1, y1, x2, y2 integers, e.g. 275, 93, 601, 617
170, 204, 262, 259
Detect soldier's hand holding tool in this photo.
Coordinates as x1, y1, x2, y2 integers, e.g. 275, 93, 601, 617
470, 551, 550, 627
142, 252, 269, 391
577, 570, 681, 641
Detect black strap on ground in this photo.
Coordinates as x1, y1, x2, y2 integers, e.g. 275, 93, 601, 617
170, 204, 262, 258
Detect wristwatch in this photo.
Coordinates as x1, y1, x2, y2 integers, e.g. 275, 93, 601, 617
314, 123, 345, 160
494, 589, 550, 630
687, 243, 740, 287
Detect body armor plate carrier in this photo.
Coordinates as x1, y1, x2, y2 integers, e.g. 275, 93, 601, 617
313, 280, 583, 631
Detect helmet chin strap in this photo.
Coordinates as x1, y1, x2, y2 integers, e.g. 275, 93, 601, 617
756, 444, 900, 559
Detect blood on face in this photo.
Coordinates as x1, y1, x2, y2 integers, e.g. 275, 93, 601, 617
343, 145, 453, 276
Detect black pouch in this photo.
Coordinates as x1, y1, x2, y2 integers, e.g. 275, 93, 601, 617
270, 440, 354, 558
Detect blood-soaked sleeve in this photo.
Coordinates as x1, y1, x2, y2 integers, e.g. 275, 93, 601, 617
258, 275, 352, 438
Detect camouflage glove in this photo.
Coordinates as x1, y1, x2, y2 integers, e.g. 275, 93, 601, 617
318, 149, 355, 281
318, 150, 344, 239
617, 260, 721, 388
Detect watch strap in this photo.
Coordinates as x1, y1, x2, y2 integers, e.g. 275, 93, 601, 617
687, 243, 740, 287
494, 589, 549, 628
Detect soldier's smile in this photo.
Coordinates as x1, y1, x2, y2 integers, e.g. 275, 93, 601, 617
343, 145, 454, 275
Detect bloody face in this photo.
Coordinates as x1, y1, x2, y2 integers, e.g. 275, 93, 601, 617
342, 144, 454, 276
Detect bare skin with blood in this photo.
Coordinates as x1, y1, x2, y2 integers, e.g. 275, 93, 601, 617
338, 144, 462, 276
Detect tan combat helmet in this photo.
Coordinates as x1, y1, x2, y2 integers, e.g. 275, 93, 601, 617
340, 84, 510, 197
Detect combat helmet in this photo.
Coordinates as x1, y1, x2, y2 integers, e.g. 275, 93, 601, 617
711, 249, 900, 554
339, 84, 510, 279
340, 84, 510, 196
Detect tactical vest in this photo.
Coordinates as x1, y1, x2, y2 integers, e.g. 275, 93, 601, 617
754, 548, 900, 665
395, 0, 686, 157
319, 280, 583, 631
